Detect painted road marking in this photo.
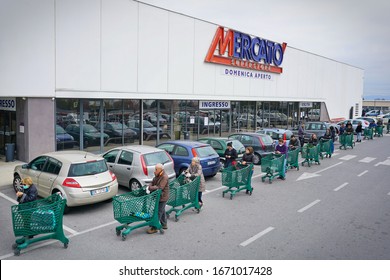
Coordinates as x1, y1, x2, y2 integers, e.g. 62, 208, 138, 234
339, 155, 357, 161
357, 170, 368, 177
359, 157, 376, 163
240, 227, 275, 247
375, 159, 390, 166
298, 199, 321, 213
332, 153, 340, 157
296, 162, 343, 181
334, 182, 349, 192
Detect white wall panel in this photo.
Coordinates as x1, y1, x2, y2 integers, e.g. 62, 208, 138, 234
101, 0, 138, 92
0, 0, 54, 96
193, 21, 217, 97
138, 5, 168, 93
167, 13, 194, 94
56, 0, 100, 91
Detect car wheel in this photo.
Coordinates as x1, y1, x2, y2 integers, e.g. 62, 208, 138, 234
129, 179, 142, 192
252, 153, 261, 165
13, 175, 22, 192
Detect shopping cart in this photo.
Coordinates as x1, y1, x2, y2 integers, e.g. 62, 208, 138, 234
375, 126, 384, 137
363, 128, 373, 140
222, 163, 254, 199
11, 193, 69, 256
301, 144, 320, 167
261, 154, 286, 183
166, 175, 201, 222
339, 133, 354, 149
113, 188, 162, 240
286, 148, 300, 171
319, 139, 333, 158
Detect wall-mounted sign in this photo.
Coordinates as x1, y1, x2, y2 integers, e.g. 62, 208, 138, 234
199, 101, 230, 110
299, 102, 313, 108
0, 98, 16, 111
205, 27, 287, 74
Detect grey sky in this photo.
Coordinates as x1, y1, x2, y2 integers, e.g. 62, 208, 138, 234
139, 0, 390, 100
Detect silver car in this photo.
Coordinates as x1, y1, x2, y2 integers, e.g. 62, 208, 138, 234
13, 151, 118, 213
102, 145, 176, 191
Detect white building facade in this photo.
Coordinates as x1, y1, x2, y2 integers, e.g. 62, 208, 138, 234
0, 0, 363, 162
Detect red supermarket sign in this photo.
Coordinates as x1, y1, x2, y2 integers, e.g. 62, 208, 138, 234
205, 26, 287, 74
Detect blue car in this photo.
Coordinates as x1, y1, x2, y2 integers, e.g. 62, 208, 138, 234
156, 140, 220, 177
56, 125, 75, 149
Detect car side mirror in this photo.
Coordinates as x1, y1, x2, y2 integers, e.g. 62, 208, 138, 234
21, 164, 29, 169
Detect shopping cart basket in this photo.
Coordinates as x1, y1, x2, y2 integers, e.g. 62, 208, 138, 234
319, 139, 333, 158
340, 133, 354, 149
261, 154, 286, 183
11, 193, 69, 256
287, 148, 300, 171
166, 175, 200, 221
113, 188, 162, 240
301, 144, 320, 167
222, 163, 254, 199
363, 128, 373, 140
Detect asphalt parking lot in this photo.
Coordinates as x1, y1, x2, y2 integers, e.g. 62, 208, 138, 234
1, 134, 390, 260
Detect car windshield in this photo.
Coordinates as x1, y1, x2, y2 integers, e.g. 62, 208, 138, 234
56, 125, 66, 134
84, 125, 98, 133
111, 123, 128, 130
143, 120, 153, 128
143, 151, 171, 165
68, 160, 108, 176
260, 135, 274, 145
195, 146, 218, 157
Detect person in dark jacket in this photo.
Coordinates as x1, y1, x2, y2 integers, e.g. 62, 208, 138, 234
339, 123, 346, 135
241, 146, 254, 166
355, 121, 363, 142
288, 135, 300, 150
147, 163, 169, 234
223, 142, 238, 168
345, 123, 354, 135
308, 133, 319, 146
275, 138, 287, 179
298, 123, 305, 147
16, 177, 38, 204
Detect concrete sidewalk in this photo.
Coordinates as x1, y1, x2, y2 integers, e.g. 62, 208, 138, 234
0, 159, 25, 191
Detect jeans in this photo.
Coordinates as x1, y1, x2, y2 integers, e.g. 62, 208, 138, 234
357, 132, 362, 142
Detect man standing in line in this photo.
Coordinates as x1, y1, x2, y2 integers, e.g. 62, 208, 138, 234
147, 163, 169, 234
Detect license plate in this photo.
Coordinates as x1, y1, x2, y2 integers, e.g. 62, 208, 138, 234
207, 161, 216, 165
91, 187, 108, 196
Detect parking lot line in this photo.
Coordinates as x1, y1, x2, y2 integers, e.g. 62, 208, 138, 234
240, 226, 275, 247
357, 170, 368, 177
314, 162, 343, 174
334, 182, 349, 192
297, 199, 321, 213
0, 192, 17, 204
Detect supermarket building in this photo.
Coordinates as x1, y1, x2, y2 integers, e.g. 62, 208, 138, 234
0, 0, 363, 162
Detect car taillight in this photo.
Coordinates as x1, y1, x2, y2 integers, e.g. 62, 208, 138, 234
165, 151, 173, 162
140, 155, 148, 176
191, 148, 198, 157
258, 137, 266, 150
283, 133, 287, 142
62, 178, 81, 188
109, 171, 117, 181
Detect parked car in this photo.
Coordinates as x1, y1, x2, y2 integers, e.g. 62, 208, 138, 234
65, 124, 109, 147
256, 128, 293, 146
237, 114, 267, 128
378, 113, 390, 124
365, 110, 382, 117
301, 122, 337, 143
56, 125, 75, 150
356, 116, 377, 125
102, 145, 176, 191
156, 140, 220, 177
337, 119, 369, 133
95, 122, 137, 143
197, 137, 245, 167
127, 120, 167, 140
228, 132, 275, 164
12, 151, 118, 213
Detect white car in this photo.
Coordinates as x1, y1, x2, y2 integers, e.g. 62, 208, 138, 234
13, 151, 118, 213
337, 119, 370, 132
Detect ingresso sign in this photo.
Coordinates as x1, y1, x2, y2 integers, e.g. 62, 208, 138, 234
199, 101, 230, 110
0, 98, 16, 111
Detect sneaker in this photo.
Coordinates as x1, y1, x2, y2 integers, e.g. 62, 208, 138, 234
146, 227, 158, 234
162, 223, 168, 230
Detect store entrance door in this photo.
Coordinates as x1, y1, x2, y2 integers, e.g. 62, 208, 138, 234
0, 110, 17, 156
